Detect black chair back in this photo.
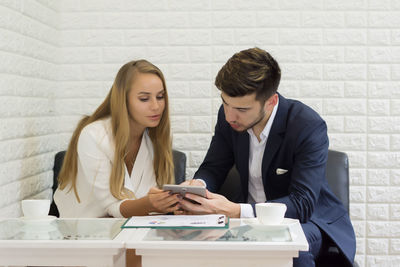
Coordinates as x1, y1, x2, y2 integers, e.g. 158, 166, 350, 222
49, 151, 66, 217
172, 150, 186, 184
325, 150, 349, 212
317, 150, 355, 265
50, 149, 187, 217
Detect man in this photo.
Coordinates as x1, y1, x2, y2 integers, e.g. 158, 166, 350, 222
178, 47, 356, 266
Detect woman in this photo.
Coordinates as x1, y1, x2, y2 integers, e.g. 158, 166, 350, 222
54, 60, 179, 218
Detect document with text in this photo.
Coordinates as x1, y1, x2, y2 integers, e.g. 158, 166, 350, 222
121, 214, 229, 229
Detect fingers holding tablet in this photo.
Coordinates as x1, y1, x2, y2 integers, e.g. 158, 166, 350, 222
162, 184, 207, 198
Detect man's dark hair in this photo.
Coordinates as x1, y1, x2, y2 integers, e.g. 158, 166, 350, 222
215, 47, 281, 102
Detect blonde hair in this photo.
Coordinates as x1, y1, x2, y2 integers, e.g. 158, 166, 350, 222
58, 60, 174, 202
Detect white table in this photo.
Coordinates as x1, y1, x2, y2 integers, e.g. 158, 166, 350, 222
0, 218, 126, 267
0, 217, 309, 267
123, 218, 309, 267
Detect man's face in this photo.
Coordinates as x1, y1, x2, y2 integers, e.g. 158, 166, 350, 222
221, 92, 274, 132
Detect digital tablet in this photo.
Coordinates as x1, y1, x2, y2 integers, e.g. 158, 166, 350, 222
162, 184, 207, 198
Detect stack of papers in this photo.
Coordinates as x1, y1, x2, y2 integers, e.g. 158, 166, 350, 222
121, 214, 229, 229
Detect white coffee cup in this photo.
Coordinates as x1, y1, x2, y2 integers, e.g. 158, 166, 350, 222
256, 203, 287, 225
21, 199, 50, 219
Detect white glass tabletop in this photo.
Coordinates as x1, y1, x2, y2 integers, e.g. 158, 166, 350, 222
143, 222, 292, 242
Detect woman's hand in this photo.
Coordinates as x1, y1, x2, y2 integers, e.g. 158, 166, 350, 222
147, 187, 180, 214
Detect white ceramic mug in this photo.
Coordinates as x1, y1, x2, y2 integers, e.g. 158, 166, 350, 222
21, 199, 50, 218
255, 203, 287, 225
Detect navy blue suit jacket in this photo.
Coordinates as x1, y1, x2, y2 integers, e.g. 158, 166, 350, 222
194, 94, 356, 264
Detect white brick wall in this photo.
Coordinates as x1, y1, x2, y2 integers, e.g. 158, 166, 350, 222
1, 0, 400, 265
0, 0, 59, 218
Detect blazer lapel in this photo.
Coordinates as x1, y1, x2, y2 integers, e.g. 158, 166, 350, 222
262, 94, 288, 186
126, 130, 157, 199
237, 131, 250, 200
127, 133, 147, 193
261, 134, 283, 179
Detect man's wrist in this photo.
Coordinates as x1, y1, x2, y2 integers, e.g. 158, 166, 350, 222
229, 203, 241, 218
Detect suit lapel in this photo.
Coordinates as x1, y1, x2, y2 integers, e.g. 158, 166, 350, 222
237, 131, 250, 200
261, 133, 283, 181
262, 94, 288, 187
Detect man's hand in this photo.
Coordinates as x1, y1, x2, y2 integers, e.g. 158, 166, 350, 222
177, 190, 241, 218
147, 187, 180, 214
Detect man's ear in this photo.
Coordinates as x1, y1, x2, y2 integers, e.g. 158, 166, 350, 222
264, 93, 278, 110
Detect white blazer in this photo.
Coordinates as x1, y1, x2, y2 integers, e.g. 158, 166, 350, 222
54, 117, 157, 218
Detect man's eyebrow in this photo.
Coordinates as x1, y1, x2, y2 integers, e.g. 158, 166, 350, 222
220, 95, 251, 110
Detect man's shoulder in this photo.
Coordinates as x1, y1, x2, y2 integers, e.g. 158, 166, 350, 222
281, 95, 324, 125
279, 95, 328, 146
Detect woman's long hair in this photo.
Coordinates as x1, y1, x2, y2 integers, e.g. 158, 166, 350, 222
58, 60, 174, 202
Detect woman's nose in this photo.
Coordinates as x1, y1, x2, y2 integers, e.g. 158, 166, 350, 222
150, 98, 159, 110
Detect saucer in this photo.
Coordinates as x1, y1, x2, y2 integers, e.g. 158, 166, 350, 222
19, 215, 57, 224
243, 218, 297, 231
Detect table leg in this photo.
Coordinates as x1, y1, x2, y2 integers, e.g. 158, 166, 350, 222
126, 249, 141, 267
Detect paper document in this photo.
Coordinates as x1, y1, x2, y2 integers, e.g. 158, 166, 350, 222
122, 214, 228, 229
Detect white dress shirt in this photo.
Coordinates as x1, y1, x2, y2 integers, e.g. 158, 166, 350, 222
54, 117, 157, 218
240, 100, 279, 218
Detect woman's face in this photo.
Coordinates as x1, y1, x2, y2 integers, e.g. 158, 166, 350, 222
127, 72, 166, 131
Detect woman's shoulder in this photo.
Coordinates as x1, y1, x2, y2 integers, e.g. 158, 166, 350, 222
81, 117, 112, 136
79, 117, 113, 148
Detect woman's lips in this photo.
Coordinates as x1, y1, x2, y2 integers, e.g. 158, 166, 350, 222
148, 115, 161, 120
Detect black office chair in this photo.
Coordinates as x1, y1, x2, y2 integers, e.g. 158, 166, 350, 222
218, 149, 357, 267
49, 151, 65, 217
49, 149, 187, 217
172, 149, 187, 184
316, 150, 358, 267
